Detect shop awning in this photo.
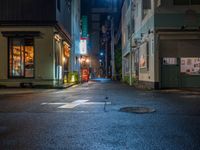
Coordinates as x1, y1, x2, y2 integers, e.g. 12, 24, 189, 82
1, 31, 41, 37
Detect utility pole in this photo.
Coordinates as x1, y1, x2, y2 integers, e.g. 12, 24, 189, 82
129, 0, 133, 86
111, 16, 115, 80
130, 0, 133, 86
105, 40, 108, 78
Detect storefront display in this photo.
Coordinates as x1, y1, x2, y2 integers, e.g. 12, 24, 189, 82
9, 38, 34, 78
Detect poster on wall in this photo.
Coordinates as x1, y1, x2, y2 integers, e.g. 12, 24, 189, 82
163, 58, 177, 65
181, 57, 200, 75
139, 42, 148, 68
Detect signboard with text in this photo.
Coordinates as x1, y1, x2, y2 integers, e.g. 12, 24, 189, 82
80, 38, 87, 55
82, 16, 88, 38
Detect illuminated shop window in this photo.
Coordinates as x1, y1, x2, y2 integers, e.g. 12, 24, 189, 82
9, 38, 34, 78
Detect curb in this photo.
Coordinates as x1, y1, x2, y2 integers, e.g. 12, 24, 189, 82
0, 83, 78, 96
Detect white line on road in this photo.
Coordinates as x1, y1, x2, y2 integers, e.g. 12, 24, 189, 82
83, 102, 112, 105
41, 103, 67, 105
41, 100, 111, 109
58, 100, 89, 109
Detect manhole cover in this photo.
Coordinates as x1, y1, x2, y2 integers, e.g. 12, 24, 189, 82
119, 107, 156, 114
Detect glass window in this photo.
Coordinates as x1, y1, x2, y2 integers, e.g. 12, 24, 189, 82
9, 38, 34, 78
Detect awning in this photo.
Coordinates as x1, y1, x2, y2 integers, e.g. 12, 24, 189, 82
1, 31, 41, 37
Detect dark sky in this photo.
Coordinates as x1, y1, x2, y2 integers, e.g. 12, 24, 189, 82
81, 0, 123, 32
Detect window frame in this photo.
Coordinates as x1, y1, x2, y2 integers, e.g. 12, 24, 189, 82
8, 37, 35, 79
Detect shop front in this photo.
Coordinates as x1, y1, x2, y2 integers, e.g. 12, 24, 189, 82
53, 33, 71, 86
0, 26, 71, 88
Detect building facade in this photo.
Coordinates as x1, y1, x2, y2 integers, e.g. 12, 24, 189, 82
70, 0, 81, 73
0, 0, 75, 87
122, 0, 200, 89
121, 0, 136, 85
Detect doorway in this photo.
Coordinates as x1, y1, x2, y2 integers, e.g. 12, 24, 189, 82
161, 57, 180, 88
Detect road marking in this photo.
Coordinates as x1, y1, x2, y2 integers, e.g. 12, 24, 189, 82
54, 91, 68, 94
41, 103, 67, 105
41, 100, 111, 109
59, 100, 89, 109
84, 102, 111, 105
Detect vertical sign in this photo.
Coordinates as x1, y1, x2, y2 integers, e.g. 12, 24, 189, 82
80, 39, 87, 55
82, 16, 88, 38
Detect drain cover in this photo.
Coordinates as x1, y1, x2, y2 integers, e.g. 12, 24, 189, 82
119, 106, 156, 114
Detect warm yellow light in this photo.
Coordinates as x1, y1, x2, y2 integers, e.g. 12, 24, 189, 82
63, 41, 70, 47
71, 75, 75, 82
54, 34, 62, 42
86, 58, 90, 63
64, 79, 67, 83
64, 75, 67, 83
63, 57, 66, 62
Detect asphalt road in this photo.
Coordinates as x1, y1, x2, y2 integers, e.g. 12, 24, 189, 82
0, 81, 200, 150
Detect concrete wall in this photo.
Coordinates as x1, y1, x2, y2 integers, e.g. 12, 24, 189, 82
121, 0, 131, 54
155, 0, 200, 28
56, 0, 71, 35
139, 34, 156, 83
121, 0, 132, 81
160, 38, 200, 57
134, 0, 155, 38
133, 0, 156, 86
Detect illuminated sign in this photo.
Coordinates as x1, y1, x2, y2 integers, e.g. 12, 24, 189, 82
54, 34, 62, 42
80, 39, 87, 55
82, 16, 88, 38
